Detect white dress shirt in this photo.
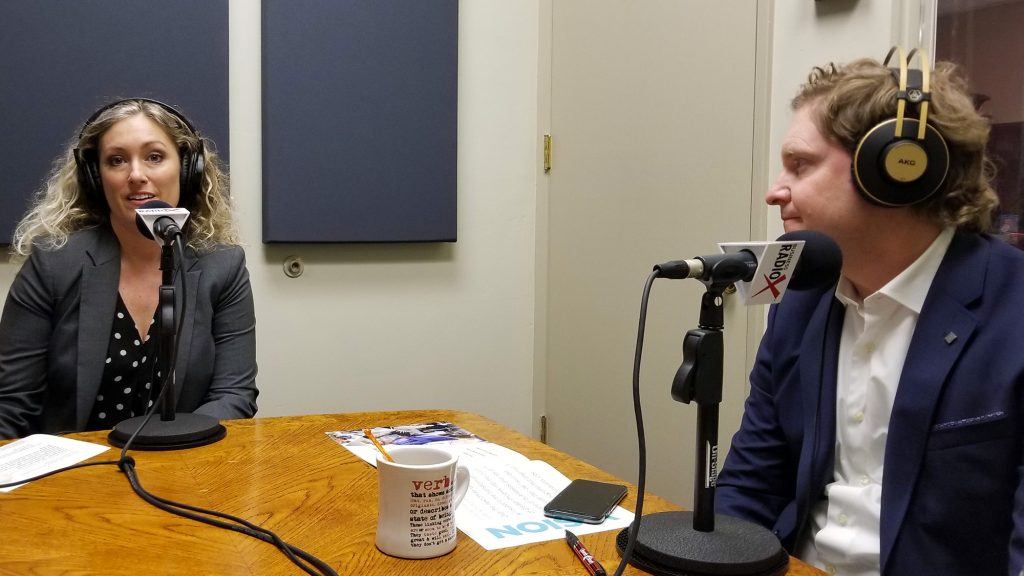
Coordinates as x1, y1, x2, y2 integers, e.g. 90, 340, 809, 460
795, 227, 955, 576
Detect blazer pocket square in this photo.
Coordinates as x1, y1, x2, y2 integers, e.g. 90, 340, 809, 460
927, 411, 1013, 451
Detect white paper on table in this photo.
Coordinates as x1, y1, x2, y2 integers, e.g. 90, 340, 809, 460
455, 459, 634, 550
0, 434, 109, 492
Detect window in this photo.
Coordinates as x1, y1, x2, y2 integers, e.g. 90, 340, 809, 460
935, 0, 1024, 249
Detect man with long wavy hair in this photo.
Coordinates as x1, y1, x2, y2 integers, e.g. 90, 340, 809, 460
716, 54, 1023, 576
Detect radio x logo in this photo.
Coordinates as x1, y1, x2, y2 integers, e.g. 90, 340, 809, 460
752, 273, 787, 300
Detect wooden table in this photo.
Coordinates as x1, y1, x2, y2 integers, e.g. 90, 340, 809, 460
0, 410, 824, 575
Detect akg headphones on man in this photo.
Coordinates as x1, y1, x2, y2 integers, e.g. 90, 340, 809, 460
73, 98, 206, 207
852, 47, 950, 207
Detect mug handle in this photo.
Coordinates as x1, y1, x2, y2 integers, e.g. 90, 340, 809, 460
451, 465, 471, 509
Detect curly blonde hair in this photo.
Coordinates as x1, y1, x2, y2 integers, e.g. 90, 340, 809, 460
792, 58, 998, 232
12, 99, 240, 257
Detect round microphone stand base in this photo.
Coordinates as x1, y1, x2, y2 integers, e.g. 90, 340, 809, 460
616, 511, 789, 576
108, 413, 226, 450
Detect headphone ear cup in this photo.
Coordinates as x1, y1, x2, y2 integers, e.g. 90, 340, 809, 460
74, 148, 104, 204
179, 141, 206, 205
852, 118, 950, 206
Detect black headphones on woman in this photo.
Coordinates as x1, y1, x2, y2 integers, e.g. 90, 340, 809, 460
73, 98, 206, 206
851, 47, 950, 207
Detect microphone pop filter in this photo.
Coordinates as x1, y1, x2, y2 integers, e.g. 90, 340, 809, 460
778, 230, 842, 290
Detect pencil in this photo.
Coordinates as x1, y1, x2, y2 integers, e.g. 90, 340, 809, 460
363, 428, 394, 462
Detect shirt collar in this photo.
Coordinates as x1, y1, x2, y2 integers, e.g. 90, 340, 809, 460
835, 227, 955, 314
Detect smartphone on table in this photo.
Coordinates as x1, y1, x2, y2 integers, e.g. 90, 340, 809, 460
543, 479, 628, 524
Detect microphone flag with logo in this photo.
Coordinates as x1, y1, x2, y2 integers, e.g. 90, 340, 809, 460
135, 200, 190, 246
718, 239, 803, 305
719, 230, 841, 304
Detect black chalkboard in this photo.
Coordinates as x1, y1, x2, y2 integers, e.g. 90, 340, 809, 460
0, 0, 230, 244
262, 0, 458, 243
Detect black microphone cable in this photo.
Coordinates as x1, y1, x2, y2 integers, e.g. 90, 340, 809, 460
111, 236, 338, 576
610, 269, 659, 576
113, 370, 334, 575
0, 233, 339, 576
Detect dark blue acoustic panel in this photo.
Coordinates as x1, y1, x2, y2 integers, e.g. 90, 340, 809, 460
262, 0, 458, 243
0, 1, 229, 245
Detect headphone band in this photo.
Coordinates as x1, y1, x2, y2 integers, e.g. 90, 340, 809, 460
77, 98, 201, 143
883, 47, 934, 141
883, 46, 909, 138
906, 48, 932, 139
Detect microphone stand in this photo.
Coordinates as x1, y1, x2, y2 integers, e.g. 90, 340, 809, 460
616, 283, 788, 576
108, 238, 226, 450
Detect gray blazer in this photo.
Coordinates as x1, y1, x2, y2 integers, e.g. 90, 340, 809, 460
0, 227, 257, 439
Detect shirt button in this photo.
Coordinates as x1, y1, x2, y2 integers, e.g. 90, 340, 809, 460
826, 564, 838, 574
860, 475, 871, 486
838, 513, 849, 526
852, 411, 865, 423
864, 342, 876, 354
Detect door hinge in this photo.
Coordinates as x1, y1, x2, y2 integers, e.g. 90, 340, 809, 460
540, 414, 548, 444
543, 134, 552, 173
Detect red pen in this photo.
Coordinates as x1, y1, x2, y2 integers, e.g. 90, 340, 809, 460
565, 530, 607, 576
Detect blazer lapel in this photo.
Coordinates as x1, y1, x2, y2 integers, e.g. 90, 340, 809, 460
76, 230, 121, 430
879, 233, 984, 573
797, 289, 844, 524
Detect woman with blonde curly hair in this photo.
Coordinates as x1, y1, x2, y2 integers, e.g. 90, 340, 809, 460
0, 99, 257, 439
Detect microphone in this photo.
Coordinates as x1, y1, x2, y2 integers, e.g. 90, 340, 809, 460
109, 200, 225, 451
654, 252, 756, 283
135, 200, 190, 245
655, 230, 843, 304
619, 230, 844, 576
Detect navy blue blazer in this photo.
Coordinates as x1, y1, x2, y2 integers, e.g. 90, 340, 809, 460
0, 227, 258, 439
716, 232, 1024, 575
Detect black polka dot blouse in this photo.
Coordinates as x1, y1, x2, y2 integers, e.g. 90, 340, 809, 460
86, 295, 159, 431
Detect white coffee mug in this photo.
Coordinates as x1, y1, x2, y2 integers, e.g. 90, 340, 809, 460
375, 445, 471, 559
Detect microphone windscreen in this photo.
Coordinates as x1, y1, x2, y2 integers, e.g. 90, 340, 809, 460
778, 230, 842, 291
135, 200, 173, 240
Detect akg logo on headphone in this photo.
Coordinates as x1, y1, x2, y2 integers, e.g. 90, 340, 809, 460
907, 88, 923, 103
